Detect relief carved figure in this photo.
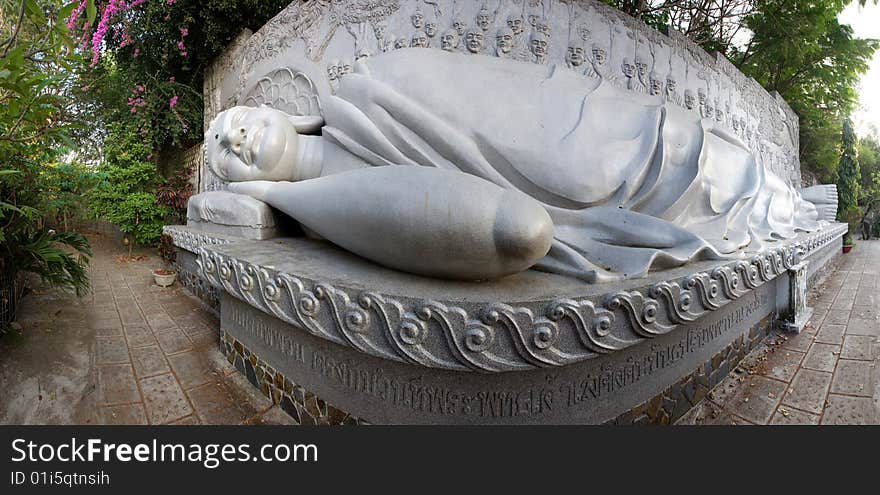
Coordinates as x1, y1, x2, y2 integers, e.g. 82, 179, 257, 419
203, 49, 827, 283
496, 27, 514, 57
465, 29, 486, 54
440, 29, 459, 52
529, 30, 549, 64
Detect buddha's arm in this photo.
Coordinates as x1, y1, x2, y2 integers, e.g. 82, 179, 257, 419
227, 166, 554, 280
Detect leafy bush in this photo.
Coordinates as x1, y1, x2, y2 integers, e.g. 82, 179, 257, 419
88, 123, 169, 253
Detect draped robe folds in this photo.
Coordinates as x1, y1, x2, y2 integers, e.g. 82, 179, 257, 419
318, 48, 822, 282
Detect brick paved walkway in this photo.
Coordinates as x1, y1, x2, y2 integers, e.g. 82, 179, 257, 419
0, 234, 293, 425
679, 239, 880, 425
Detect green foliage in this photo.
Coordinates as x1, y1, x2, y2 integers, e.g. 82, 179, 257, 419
74, 0, 290, 156
157, 233, 176, 267
837, 117, 861, 217
735, 1, 877, 184
41, 161, 100, 230
88, 123, 169, 247
0, 0, 92, 302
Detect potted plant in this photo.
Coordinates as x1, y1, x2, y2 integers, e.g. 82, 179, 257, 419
842, 234, 855, 253
154, 233, 177, 287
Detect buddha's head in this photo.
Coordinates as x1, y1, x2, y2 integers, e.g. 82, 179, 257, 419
425, 22, 438, 37
506, 15, 523, 35
440, 29, 458, 51
591, 45, 607, 66
684, 89, 695, 109
566, 42, 586, 68
411, 31, 429, 48
465, 29, 485, 53
496, 27, 514, 54
206, 106, 323, 182
476, 7, 491, 31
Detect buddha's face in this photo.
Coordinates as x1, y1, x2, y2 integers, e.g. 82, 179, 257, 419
411, 12, 424, 28
465, 30, 484, 53
666, 78, 677, 93
529, 35, 547, 57
425, 22, 438, 37
394, 37, 408, 49
441, 30, 458, 51
206, 106, 299, 182
684, 90, 695, 109
566, 45, 586, 67
622, 59, 635, 78
592, 46, 606, 65
496, 28, 513, 53
698, 88, 707, 105
649, 77, 663, 95
373, 24, 386, 40
636, 60, 647, 77
453, 20, 466, 35
507, 16, 523, 35
477, 10, 491, 31
411, 33, 428, 48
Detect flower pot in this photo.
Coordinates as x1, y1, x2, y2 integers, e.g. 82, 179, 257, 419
153, 269, 176, 287
842, 245, 854, 254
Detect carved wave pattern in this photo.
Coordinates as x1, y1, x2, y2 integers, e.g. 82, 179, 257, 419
163, 226, 233, 254
197, 225, 846, 373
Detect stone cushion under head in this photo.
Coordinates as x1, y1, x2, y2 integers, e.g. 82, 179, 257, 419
187, 191, 277, 228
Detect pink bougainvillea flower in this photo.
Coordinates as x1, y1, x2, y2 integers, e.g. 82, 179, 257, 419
169, 95, 179, 108
180, 27, 189, 37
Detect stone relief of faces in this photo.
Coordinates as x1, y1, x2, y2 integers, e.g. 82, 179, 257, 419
411, 9, 424, 29
697, 88, 707, 106
507, 15, 524, 35
453, 20, 467, 36
373, 23, 388, 44
529, 31, 549, 63
566, 43, 587, 69
621, 58, 635, 79
465, 29, 485, 54
477, 7, 492, 31
440, 30, 459, 52
411, 31, 429, 48
649, 73, 663, 96
591, 45, 607, 67
684, 89, 696, 110
326, 61, 339, 83
425, 22, 438, 37
635, 59, 648, 82
394, 37, 409, 50
496, 27, 514, 56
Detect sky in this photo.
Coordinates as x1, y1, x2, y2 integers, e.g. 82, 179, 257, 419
839, 2, 880, 137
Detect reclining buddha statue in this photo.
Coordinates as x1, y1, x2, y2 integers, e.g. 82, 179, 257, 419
197, 47, 834, 283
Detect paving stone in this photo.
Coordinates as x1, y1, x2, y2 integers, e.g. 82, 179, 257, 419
823, 310, 851, 326
95, 336, 130, 365
769, 406, 820, 425
139, 373, 193, 424
186, 382, 252, 425
717, 375, 786, 425
760, 348, 803, 382
846, 318, 880, 337
851, 306, 880, 320
780, 332, 814, 352
830, 359, 875, 397
815, 323, 846, 345
801, 342, 840, 373
154, 329, 193, 355
100, 404, 148, 425
841, 335, 877, 361
781, 368, 832, 415
97, 364, 141, 405
94, 324, 123, 338
853, 292, 878, 307
167, 350, 213, 390
130, 345, 171, 378
820, 395, 879, 425
675, 401, 748, 425
123, 324, 157, 348
146, 313, 178, 331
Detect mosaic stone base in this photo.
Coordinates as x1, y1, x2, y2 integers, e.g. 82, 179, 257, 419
175, 248, 220, 314
221, 328, 366, 425
606, 314, 773, 425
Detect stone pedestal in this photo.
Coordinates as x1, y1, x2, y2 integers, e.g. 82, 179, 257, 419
181, 223, 847, 424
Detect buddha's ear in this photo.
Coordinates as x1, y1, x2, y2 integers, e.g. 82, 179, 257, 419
288, 115, 324, 134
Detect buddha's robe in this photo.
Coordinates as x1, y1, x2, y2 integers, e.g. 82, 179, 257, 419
318, 48, 821, 281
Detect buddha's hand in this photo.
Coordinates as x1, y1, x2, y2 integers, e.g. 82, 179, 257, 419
227, 181, 278, 203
